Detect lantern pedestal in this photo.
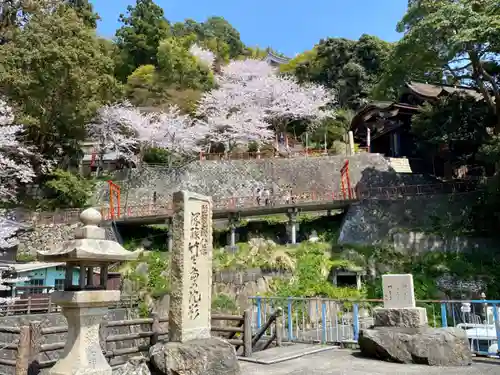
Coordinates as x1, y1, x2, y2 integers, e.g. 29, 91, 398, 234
48, 290, 120, 375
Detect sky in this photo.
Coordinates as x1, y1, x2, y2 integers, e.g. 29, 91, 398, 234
90, 0, 408, 57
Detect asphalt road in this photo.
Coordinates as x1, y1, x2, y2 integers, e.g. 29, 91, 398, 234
240, 349, 500, 375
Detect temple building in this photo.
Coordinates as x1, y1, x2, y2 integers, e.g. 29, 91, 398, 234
350, 81, 485, 176
264, 51, 291, 67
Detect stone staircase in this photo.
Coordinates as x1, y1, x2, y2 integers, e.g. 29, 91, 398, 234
387, 157, 413, 173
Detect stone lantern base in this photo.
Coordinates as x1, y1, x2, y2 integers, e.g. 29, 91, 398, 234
49, 290, 121, 375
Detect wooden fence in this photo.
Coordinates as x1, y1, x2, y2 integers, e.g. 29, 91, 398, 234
0, 308, 282, 375
0, 295, 139, 316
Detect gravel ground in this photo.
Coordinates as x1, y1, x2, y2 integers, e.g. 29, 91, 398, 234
240, 350, 500, 375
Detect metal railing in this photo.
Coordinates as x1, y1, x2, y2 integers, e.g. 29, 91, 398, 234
98, 181, 478, 220
199, 149, 356, 161
12, 180, 480, 225
248, 297, 500, 357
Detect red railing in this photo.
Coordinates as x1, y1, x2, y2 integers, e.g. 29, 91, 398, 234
12, 181, 478, 225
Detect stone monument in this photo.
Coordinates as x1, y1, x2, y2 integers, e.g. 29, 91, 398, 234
358, 273, 472, 366
375, 274, 427, 327
37, 208, 138, 375
149, 191, 240, 375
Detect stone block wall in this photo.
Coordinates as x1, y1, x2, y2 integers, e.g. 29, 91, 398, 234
338, 193, 480, 246
103, 154, 436, 206
392, 231, 498, 255
16, 222, 82, 256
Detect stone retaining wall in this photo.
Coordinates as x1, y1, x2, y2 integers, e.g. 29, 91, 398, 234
338, 193, 479, 247
99, 154, 436, 205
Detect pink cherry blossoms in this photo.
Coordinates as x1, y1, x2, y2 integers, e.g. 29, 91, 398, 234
86, 101, 210, 164
197, 58, 335, 150
0, 99, 46, 249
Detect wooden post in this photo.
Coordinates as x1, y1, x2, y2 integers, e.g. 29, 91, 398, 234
27, 297, 31, 315
150, 312, 160, 346
243, 309, 252, 357
47, 295, 52, 313
15, 325, 30, 375
29, 321, 42, 372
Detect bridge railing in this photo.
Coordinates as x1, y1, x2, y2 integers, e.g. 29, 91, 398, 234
100, 181, 478, 220
13, 181, 479, 225
200, 149, 342, 161
249, 296, 500, 357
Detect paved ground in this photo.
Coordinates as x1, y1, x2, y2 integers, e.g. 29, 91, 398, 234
240, 349, 500, 375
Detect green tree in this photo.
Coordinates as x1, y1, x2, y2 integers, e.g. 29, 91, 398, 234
201, 16, 244, 59
42, 169, 95, 209
172, 16, 244, 59
0, 7, 121, 164
115, 0, 171, 81
412, 92, 495, 169
281, 35, 392, 109
0, 0, 46, 44
125, 64, 161, 106
65, 0, 99, 28
156, 37, 214, 90
380, 0, 500, 130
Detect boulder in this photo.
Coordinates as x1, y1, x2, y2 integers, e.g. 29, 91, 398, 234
149, 337, 240, 375
374, 307, 427, 328
359, 326, 472, 366
116, 356, 151, 375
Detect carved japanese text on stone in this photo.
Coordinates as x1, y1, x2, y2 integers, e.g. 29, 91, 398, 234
170, 191, 213, 342
382, 274, 415, 309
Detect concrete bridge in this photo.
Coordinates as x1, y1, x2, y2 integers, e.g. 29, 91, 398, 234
103, 181, 478, 247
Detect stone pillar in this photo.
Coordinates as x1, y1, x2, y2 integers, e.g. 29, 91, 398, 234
348, 131, 355, 155
287, 208, 299, 245
149, 191, 240, 375
49, 291, 120, 375
170, 191, 213, 342
230, 226, 236, 248
356, 274, 362, 291
227, 213, 240, 252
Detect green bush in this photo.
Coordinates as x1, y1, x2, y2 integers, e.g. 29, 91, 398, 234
212, 293, 239, 313
39, 169, 95, 209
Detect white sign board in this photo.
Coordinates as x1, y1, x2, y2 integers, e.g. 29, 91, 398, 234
382, 274, 416, 309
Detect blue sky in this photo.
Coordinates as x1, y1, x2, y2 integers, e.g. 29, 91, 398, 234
90, 0, 408, 57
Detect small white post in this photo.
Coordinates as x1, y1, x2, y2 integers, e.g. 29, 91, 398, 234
348, 131, 355, 155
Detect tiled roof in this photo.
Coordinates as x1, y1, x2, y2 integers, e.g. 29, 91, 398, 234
406, 82, 484, 101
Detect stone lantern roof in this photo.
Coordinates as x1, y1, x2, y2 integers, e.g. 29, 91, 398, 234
37, 208, 137, 263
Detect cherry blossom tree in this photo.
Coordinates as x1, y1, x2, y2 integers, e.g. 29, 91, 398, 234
197, 58, 335, 152
86, 101, 146, 173
189, 44, 215, 68
146, 106, 210, 155
87, 102, 210, 168
0, 98, 49, 259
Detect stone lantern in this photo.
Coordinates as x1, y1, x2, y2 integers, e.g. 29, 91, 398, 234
37, 208, 138, 375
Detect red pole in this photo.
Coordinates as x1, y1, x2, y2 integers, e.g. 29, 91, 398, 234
346, 164, 352, 199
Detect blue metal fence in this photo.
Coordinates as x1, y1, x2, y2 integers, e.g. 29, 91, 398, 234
248, 297, 500, 357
